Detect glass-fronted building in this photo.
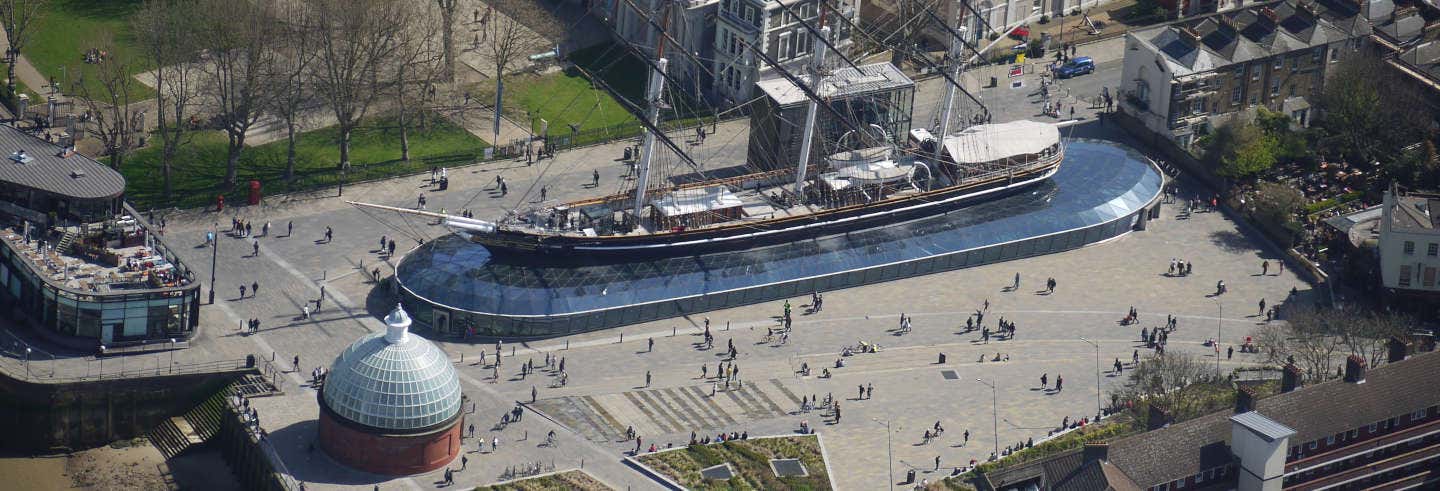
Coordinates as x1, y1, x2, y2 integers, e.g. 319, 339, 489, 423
0, 126, 199, 349
395, 140, 1164, 338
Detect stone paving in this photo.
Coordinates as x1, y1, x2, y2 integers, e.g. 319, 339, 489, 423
0, 45, 1316, 490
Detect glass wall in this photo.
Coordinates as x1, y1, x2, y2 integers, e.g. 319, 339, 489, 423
0, 240, 197, 345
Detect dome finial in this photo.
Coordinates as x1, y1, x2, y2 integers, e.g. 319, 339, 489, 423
384, 303, 412, 343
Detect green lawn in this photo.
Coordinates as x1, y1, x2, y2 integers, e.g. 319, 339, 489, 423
121, 112, 487, 209
636, 436, 832, 490
24, 0, 152, 100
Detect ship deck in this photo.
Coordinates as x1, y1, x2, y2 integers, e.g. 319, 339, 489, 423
394, 139, 1163, 335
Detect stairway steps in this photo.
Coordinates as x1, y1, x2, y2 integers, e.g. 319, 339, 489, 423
146, 381, 240, 460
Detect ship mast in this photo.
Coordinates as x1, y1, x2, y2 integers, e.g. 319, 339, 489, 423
937, 23, 966, 141
632, 57, 669, 219
793, 26, 831, 198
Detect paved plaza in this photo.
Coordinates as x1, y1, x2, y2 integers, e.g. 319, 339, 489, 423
0, 34, 1314, 490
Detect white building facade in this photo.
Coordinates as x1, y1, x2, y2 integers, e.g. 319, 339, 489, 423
1380, 186, 1440, 292
712, 0, 859, 106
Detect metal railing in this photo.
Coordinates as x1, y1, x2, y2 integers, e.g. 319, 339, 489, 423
0, 326, 249, 382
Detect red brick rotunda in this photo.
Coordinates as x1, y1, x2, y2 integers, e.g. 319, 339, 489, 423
317, 304, 464, 475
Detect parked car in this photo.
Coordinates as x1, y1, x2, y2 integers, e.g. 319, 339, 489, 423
1055, 56, 1094, 78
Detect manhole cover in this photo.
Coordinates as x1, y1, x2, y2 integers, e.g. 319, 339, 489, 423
701, 463, 735, 480
771, 458, 809, 477
941, 370, 958, 380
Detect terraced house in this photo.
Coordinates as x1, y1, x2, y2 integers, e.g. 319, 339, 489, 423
978, 344, 1440, 491
1119, 0, 1374, 150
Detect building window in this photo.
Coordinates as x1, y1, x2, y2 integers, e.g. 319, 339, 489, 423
1289, 85, 1296, 97
1389, 417, 1398, 428
1271, 79, 1279, 96
1369, 422, 1379, 432
1400, 265, 1412, 287
1177, 478, 1186, 488
1234, 66, 1244, 79
1249, 94, 1257, 106
1232, 90, 1242, 104
1326, 435, 1336, 445
1308, 441, 1318, 450
1413, 409, 1428, 421
1291, 56, 1299, 72
744, 6, 756, 27
1347, 429, 1358, 439
1274, 58, 1283, 70
1332, 44, 1342, 61
1428, 243, 1437, 256
1424, 267, 1436, 287
778, 33, 790, 60
1405, 241, 1416, 254
1252, 65, 1261, 80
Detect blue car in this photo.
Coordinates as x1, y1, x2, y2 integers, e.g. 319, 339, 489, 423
1055, 57, 1094, 78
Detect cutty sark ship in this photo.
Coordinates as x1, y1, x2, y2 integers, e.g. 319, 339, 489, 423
352, 6, 1063, 258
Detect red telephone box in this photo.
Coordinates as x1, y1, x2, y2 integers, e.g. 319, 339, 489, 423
248, 180, 261, 205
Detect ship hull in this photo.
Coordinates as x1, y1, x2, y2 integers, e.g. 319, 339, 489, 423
472, 155, 1062, 257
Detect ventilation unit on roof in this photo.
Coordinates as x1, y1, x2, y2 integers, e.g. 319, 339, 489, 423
9, 149, 31, 164
70, 169, 85, 179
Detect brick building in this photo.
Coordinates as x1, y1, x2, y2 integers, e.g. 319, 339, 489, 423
1118, 0, 1373, 150
977, 346, 1440, 490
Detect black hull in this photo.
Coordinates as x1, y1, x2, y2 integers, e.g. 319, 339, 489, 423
474, 161, 1060, 258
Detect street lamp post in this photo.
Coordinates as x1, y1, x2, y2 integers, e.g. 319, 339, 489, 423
1079, 337, 1103, 420
1210, 297, 1223, 377
169, 338, 176, 374
872, 418, 896, 490
24, 347, 31, 378
976, 378, 999, 459
209, 223, 218, 305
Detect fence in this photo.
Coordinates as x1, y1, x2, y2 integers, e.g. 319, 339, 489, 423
0, 324, 250, 382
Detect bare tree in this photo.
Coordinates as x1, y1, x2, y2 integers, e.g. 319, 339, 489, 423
72, 33, 140, 171
435, 0, 457, 82
392, 5, 444, 162
196, 0, 276, 188
1112, 353, 1218, 419
0, 0, 47, 94
134, 0, 201, 201
1249, 305, 1409, 383
266, 0, 315, 181
483, 11, 542, 144
311, 0, 412, 169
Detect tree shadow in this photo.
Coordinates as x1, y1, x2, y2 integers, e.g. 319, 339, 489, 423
1208, 230, 1256, 254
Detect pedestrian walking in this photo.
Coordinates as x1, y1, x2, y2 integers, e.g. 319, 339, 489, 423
1040, 373, 1048, 389
1013, 273, 1020, 289
492, 436, 499, 453
645, 370, 651, 387
648, 337, 654, 352
1258, 298, 1266, 316
963, 429, 970, 445
324, 226, 332, 243
935, 455, 942, 471
1262, 261, 1269, 276
592, 169, 600, 187
866, 383, 873, 399
286, 221, 293, 237
239, 284, 246, 298
1227, 346, 1234, 360
461, 455, 468, 470
1056, 375, 1063, 392
252, 282, 259, 298
293, 355, 300, 372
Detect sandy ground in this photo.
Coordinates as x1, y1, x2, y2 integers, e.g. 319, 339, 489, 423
0, 439, 178, 491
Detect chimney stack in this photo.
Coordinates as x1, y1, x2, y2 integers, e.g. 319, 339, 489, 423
1344, 355, 1367, 383
1387, 337, 1410, 364
1082, 443, 1110, 463
1148, 404, 1172, 431
1259, 7, 1278, 24
1281, 364, 1303, 393
1235, 385, 1257, 413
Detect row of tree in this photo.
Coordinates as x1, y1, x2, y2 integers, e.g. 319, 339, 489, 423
0, 0, 541, 201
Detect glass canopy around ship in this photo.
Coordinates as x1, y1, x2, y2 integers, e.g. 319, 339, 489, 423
396, 140, 1162, 318
321, 322, 462, 432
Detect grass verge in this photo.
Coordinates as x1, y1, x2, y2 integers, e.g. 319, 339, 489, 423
120, 111, 487, 210
635, 435, 831, 490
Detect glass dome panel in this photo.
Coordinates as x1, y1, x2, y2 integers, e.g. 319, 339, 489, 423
322, 328, 462, 431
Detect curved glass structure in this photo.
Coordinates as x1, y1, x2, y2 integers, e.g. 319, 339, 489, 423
396, 139, 1163, 337
321, 327, 462, 432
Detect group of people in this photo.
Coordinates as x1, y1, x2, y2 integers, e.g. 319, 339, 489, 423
688, 430, 747, 446
1168, 258, 1195, 277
